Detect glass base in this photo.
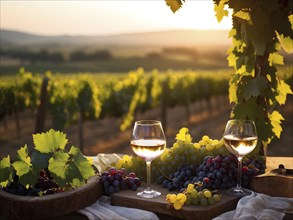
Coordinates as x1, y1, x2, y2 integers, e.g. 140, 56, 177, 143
227, 187, 252, 196
137, 189, 161, 198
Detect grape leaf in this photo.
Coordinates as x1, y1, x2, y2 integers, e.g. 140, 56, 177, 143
269, 111, 284, 138
228, 29, 236, 38
33, 129, 68, 153
289, 14, 293, 29
0, 156, 13, 187
18, 170, 38, 188
48, 151, 69, 179
251, 6, 269, 27
232, 99, 264, 121
234, 10, 250, 21
247, 26, 267, 56
268, 53, 284, 66
240, 76, 267, 101
214, 0, 229, 22
236, 65, 247, 75
229, 83, 238, 103
11, 145, 38, 187
31, 151, 51, 172
12, 161, 30, 177
255, 120, 274, 144
165, 0, 184, 13
275, 80, 293, 105
271, 10, 293, 38
16, 144, 31, 165
68, 146, 95, 180
278, 35, 293, 54
227, 51, 237, 67
12, 145, 31, 176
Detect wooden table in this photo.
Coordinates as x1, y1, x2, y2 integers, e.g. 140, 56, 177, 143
0, 157, 293, 220
110, 156, 293, 220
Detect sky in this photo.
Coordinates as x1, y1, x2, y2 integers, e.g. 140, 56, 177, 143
0, 0, 232, 36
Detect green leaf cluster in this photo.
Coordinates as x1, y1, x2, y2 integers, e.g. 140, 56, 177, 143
165, 0, 293, 154
212, 0, 293, 152
0, 129, 95, 190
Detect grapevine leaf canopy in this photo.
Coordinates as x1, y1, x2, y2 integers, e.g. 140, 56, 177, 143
33, 129, 68, 153
0, 156, 13, 187
165, 0, 185, 13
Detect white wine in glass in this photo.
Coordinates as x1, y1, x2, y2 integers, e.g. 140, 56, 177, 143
131, 120, 166, 198
223, 119, 258, 195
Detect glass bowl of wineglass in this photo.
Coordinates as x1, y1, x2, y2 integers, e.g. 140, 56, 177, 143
130, 120, 166, 198
223, 119, 258, 196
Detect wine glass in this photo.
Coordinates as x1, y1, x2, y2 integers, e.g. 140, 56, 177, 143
131, 120, 166, 198
223, 119, 258, 195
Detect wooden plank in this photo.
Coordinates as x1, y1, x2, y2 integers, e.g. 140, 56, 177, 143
111, 184, 241, 220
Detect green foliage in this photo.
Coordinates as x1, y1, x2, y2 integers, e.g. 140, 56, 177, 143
0, 130, 95, 190
212, 0, 293, 152
165, 0, 293, 153
0, 156, 13, 187
33, 129, 68, 153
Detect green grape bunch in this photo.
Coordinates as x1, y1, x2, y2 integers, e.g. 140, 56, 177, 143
114, 127, 229, 181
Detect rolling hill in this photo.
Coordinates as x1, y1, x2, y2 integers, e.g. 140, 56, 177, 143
0, 29, 231, 50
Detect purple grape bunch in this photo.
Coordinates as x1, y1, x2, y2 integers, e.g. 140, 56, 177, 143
157, 154, 266, 192
100, 167, 141, 196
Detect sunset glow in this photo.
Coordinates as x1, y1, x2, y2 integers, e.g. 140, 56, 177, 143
0, 0, 232, 36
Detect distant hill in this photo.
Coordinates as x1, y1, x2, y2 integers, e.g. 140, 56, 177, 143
0, 29, 231, 50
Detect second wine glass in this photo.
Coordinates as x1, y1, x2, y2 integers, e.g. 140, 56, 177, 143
223, 119, 258, 196
131, 120, 166, 198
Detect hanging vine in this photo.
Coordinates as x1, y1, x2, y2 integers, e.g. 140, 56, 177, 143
165, 0, 293, 154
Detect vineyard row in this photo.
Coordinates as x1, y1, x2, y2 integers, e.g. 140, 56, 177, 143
1, 67, 291, 150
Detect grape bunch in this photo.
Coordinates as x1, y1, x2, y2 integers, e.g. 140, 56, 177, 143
192, 154, 238, 190
158, 154, 266, 192
34, 169, 64, 195
166, 184, 221, 210
114, 128, 228, 181
100, 167, 141, 196
156, 164, 197, 192
242, 158, 266, 188
192, 155, 266, 190
3, 169, 64, 196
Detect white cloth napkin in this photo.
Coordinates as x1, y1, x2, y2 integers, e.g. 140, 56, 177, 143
213, 192, 293, 220
78, 196, 160, 220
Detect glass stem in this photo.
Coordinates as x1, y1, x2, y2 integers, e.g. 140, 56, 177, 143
237, 156, 243, 189
146, 161, 151, 191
